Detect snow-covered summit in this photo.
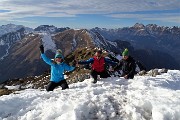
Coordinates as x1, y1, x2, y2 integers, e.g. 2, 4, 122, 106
0, 24, 33, 37
133, 23, 145, 29
34, 25, 70, 34
0, 70, 180, 120
34, 25, 57, 33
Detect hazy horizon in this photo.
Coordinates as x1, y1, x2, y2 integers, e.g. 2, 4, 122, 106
0, 0, 179, 29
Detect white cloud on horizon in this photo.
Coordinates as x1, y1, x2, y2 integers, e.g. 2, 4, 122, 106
107, 13, 180, 24
0, 0, 179, 24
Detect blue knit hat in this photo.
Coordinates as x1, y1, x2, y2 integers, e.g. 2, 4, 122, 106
55, 54, 63, 58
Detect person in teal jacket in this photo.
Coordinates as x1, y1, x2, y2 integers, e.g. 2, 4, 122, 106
40, 45, 75, 91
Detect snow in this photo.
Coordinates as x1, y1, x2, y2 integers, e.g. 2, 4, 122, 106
88, 31, 109, 48
88, 31, 118, 50
0, 24, 33, 37
0, 70, 180, 120
0, 40, 5, 46
40, 33, 56, 53
0, 43, 10, 60
107, 41, 117, 47
71, 34, 77, 50
116, 54, 122, 60
88, 31, 102, 47
4, 85, 20, 90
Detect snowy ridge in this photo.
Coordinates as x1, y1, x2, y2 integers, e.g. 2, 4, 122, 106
107, 40, 117, 47
0, 43, 10, 60
72, 34, 77, 51
88, 30, 118, 51
39, 33, 56, 53
88, 31, 102, 47
88, 31, 111, 48
35, 25, 57, 33
0, 40, 5, 45
0, 24, 33, 37
0, 70, 180, 120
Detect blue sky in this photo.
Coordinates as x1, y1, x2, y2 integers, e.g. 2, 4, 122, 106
0, 0, 179, 29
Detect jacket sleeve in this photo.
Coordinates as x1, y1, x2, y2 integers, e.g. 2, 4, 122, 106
41, 53, 54, 66
64, 63, 75, 72
78, 58, 94, 64
127, 61, 136, 77
114, 60, 123, 71
104, 58, 118, 66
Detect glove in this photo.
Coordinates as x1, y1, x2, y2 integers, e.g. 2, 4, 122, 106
39, 45, 44, 54
124, 75, 128, 79
72, 60, 78, 67
72, 60, 76, 67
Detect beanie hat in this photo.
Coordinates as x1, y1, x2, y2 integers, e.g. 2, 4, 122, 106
122, 48, 129, 56
55, 49, 64, 59
55, 54, 63, 58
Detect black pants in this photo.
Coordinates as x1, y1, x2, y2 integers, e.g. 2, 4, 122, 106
121, 73, 134, 79
46, 80, 69, 91
91, 70, 110, 81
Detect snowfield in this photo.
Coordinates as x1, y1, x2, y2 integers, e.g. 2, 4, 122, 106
0, 70, 180, 120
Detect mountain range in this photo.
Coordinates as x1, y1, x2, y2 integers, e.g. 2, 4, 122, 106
0, 23, 179, 83
91, 23, 180, 67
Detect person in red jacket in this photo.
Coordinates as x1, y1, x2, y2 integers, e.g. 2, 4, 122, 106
78, 50, 117, 83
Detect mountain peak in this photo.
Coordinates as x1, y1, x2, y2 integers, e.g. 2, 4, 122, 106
34, 25, 70, 34
133, 23, 145, 29
0, 24, 33, 37
34, 25, 57, 32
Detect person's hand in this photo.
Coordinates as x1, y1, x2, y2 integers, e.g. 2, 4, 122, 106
124, 75, 128, 79
109, 67, 114, 72
39, 45, 44, 54
76, 61, 79, 67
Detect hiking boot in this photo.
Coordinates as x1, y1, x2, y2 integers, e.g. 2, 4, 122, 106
92, 79, 97, 83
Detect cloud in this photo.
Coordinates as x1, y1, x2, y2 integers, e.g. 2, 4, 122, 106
107, 13, 180, 24
0, 0, 179, 23
7, 19, 37, 24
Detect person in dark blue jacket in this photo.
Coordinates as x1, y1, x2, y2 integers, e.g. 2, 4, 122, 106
78, 49, 117, 83
40, 45, 75, 91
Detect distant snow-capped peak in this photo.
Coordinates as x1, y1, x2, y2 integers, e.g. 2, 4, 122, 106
0, 24, 33, 37
34, 25, 70, 34
34, 25, 57, 33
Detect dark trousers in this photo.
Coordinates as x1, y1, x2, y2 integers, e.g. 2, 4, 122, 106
91, 70, 110, 81
46, 80, 69, 91
121, 73, 134, 79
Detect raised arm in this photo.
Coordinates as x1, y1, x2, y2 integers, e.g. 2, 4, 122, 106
40, 45, 53, 66
78, 58, 94, 64
104, 58, 118, 66
63, 63, 75, 72
41, 53, 54, 66
114, 60, 123, 71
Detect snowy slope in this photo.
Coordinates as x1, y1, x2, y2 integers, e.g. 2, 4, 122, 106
0, 70, 180, 120
88, 30, 116, 49
0, 43, 10, 60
